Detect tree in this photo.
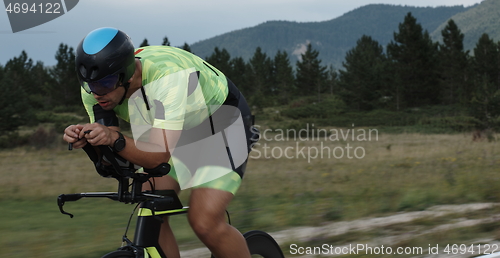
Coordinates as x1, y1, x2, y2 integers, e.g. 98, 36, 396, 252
140, 38, 149, 47
469, 33, 500, 129
339, 35, 388, 111
4, 51, 34, 95
49, 43, 80, 107
438, 19, 470, 105
205, 47, 232, 76
326, 65, 339, 96
0, 74, 32, 134
228, 57, 250, 97
248, 47, 274, 108
295, 43, 327, 102
162, 36, 171, 46
182, 42, 192, 53
0, 53, 35, 134
387, 12, 440, 109
31, 61, 54, 109
273, 50, 295, 105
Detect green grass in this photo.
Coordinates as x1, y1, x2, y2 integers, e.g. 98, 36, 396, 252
2, 127, 500, 257
0, 198, 201, 258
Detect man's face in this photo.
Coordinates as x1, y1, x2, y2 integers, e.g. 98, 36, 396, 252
92, 86, 126, 110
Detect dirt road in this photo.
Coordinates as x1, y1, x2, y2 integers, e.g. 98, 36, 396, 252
180, 203, 500, 257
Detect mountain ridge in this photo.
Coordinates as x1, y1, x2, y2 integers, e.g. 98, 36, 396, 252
190, 3, 480, 68
430, 0, 500, 51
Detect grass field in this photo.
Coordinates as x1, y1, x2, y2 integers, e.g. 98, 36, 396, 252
1, 127, 500, 257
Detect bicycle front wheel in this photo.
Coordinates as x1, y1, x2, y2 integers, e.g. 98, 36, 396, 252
244, 230, 284, 258
101, 250, 135, 258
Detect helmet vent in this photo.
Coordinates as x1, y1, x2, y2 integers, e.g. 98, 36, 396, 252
90, 67, 99, 80
79, 65, 87, 78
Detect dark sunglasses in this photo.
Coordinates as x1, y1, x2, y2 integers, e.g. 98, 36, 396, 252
82, 74, 120, 96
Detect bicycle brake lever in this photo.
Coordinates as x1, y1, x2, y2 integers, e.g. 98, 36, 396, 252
59, 205, 74, 218
57, 194, 80, 218
58, 201, 74, 218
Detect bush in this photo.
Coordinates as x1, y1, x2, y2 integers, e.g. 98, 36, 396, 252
0, 132, 30, 149
298, 105, 480, 133
35, 111, 87, 126
28, 126, 60, 149
282, 95, 347, 119
52, 105, 87, 116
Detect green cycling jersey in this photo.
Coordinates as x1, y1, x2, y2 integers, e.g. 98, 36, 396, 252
82, 46, 229, 131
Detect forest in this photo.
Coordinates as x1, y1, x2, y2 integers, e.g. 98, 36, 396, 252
1, 12, 499, 148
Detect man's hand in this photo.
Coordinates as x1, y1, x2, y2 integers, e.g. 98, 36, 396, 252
63, 124, 88, 149
79, 123, 119, 147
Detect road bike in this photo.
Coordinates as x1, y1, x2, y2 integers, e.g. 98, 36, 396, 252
58, 144, 284, 258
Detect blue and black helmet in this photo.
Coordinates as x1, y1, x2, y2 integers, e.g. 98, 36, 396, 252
75, 27, 136, 95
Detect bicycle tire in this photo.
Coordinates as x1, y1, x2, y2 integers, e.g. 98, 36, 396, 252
101, 250, 135, 258
244, 230, 284, 258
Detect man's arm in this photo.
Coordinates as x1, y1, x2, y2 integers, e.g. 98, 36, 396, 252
78, 123, 180, 170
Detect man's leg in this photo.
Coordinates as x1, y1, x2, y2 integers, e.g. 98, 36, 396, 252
143, 175, 181, 258
188, 188, 251, 258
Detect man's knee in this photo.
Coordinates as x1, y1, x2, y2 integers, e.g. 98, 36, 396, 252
188, 206, 229, 241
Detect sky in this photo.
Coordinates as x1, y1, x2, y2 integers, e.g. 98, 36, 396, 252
0, 0, 483, 66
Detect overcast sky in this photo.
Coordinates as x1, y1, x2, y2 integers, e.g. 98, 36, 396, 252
0, 0, 483, 66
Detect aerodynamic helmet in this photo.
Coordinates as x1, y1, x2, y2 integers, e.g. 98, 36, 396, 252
75, 27, 136, 96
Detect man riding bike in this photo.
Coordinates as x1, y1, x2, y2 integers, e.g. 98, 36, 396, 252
63, 27, 256, 258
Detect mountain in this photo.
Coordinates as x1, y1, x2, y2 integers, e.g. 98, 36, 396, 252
190, 4, 474, 68
431, 0, 500, 52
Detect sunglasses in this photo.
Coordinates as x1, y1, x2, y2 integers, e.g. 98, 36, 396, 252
81, 74, 120, 96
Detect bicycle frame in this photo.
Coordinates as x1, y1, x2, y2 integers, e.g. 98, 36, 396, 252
58, 145, 285, 258
132, 191, 189, 258
57, 145, 186, 258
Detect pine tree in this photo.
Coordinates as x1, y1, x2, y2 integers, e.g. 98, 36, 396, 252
326, 65, 339, 96
162, 36, 171, 46
205, 47, 232, 76
182, 43, 192, 53
295, 43, 327, 102
4, 51, 34, 95
1, 52, 35, 134
229, 57, 250, 97
31, 61, 54, 109
387, 12, 440, 109
439, 19, 470, 105
140, 38, 149, 47
470, 33, 500, 129
49, 43, 80, 107
0, 73, 31, 134
339, 35, 387, 111
273, 50, 295, 105
248, 47, 273, 109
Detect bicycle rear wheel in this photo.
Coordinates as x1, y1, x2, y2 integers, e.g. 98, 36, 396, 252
101, 250, 135, 258
244, 230, 284, 258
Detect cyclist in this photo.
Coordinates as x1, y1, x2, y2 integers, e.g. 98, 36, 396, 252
63, 27, 256, 258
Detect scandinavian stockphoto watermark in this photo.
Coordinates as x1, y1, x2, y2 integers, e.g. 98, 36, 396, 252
3, 0, 79, 33
250, 124, 379, 163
